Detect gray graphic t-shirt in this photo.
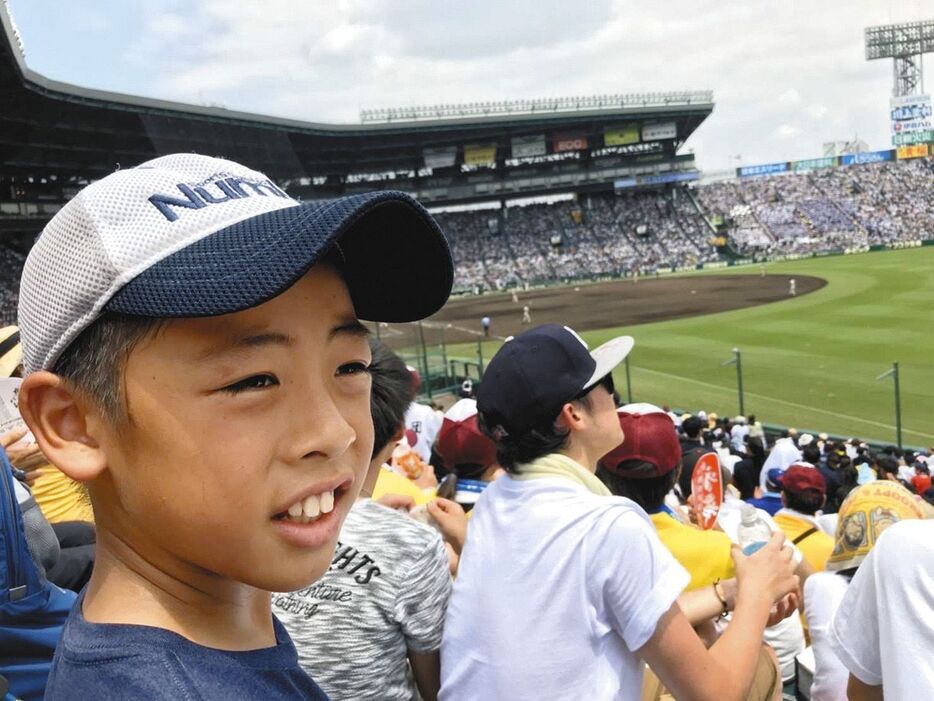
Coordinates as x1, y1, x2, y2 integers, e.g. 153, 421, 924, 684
275, 499, 451, 701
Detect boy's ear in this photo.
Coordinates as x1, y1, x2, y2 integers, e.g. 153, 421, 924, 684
19, 371, 108, 482
556, 402, 585, 432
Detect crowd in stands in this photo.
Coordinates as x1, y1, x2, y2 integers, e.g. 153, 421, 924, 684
3, 153, 933, 700
426, 156, 934, 291
696, 157, 934, 257
435, 188, 720, 291
2, 158, 933, 304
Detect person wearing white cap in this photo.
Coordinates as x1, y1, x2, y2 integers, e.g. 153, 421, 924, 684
17, 153, 453, 700
440, 325, 799, 701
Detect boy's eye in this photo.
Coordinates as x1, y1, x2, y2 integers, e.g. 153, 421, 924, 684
221, 374, 280, 394
337, 362, 371, 377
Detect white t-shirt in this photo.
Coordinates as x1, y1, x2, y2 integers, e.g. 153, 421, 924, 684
440, 475, 689, 701
804, 572, 851, 701
760, 437, 802, 489
829, 520, 934, 698
404, 402, 443, 462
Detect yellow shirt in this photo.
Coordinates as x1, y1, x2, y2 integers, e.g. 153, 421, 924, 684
773, 510, 834, 573
372, 466, 435, 506
650, 511, 735, 591
30, 463, 94, 523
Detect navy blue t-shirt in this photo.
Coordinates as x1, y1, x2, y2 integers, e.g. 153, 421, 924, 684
45, 595, 329, 700
745, 493, 783, 516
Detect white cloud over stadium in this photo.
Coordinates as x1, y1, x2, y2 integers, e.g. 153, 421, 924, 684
8, 0, 933, 171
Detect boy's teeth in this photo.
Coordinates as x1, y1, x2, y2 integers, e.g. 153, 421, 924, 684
303, 494, 321, 518
282, 490, 337, 522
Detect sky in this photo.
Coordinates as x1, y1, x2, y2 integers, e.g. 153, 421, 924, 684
6, 0, 932, 172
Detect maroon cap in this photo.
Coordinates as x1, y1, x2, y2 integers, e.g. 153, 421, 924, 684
600, 404, 682, 478
406, 365, 422, 393
781, 464, 826, 495
435, 399, 497, 472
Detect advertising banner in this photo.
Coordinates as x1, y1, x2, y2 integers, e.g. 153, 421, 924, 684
422, 146, 457, 169
613, 177, 638, 189
792, 156, 837, 172
737, 162, 789, 177
896, 143, 930, 159
840, 149, 894, 165
463, 143, 497, 165
893, 130, 933, 145
510, 135, 546, 158
641, 122, 677, 141
553, 131, 589, 152
640, 171, 700, 185
890, 94, 932, 137
604, 124, 640, 146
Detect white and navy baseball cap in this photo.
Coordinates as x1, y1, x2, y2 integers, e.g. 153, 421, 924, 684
477, 323, 633, 436
18, 153, 453, 372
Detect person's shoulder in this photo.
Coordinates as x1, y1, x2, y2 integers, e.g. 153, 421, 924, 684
652, 512, 732, 547
870, 519, 934, 563
50, 621, 197, 700
349, 499, 443, 551
804, 570, 849, 600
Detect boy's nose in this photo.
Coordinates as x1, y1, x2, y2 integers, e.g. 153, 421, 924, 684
290, 391, 357, 463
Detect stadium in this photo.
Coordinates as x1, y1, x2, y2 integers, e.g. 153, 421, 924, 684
3, 3, 934, 701
3, 2, 932, 448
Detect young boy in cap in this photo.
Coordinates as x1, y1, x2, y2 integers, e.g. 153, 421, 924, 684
772, 464, 834, 572
597, 404, 736, 592
17, 153, 452, 699
433, 397, 502, 512
440, 324, 799, 701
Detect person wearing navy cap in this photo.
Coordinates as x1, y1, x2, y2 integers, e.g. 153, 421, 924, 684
439, 324, 800, 701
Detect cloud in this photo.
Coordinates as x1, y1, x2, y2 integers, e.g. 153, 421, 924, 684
778, 89, 803, 107
10, 0, 933, 171
774, 124, 804, 139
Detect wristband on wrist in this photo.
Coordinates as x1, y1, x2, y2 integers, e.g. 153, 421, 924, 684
712, 578, 730, 618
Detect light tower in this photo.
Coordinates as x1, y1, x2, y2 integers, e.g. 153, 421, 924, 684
865, 20, 934, 97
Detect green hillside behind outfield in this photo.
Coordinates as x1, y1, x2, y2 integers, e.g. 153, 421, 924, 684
452, 247, 934, 446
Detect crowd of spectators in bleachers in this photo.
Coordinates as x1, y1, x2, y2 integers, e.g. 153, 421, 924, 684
2, 157, 933, 300
435, 189, 720, 291
429, 156, 934, 291
695, 157, 934, 257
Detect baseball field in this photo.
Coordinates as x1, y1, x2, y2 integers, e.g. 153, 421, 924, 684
393, 247, 934, 447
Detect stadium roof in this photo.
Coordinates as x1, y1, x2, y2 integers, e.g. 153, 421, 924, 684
1, 1, 713, 209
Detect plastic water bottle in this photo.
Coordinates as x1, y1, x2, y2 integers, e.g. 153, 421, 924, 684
737, 504, 772, 556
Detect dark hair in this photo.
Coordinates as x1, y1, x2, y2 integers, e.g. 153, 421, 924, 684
825, 455, 858, 513
597, 460, 679, 512
681, 416, 703, 439
368, 338, 415, 459
52, 312, 164, 423
802, 444, 821, 465
480, 381, 602, 473
784, 489, 824, 515
875, 455, 898, 477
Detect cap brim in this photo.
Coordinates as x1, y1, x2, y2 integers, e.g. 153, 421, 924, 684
583, 336, 634, 390
106, 191, 452, 322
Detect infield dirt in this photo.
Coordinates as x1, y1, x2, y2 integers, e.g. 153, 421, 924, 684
422, 273, 826, 343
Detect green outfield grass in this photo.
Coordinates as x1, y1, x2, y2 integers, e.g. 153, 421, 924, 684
451, 248, 934, 446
